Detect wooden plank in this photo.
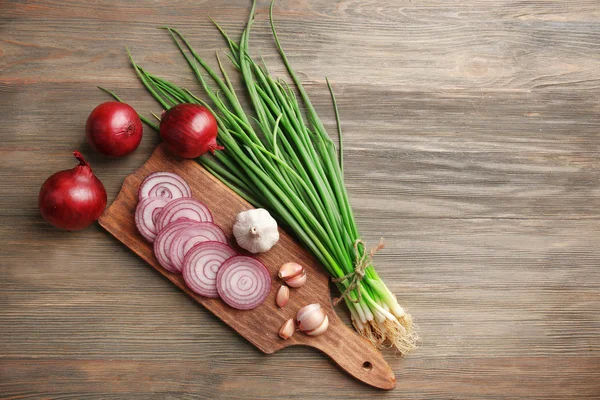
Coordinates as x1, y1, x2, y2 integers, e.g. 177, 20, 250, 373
1, 358, 599, 399
1, 0, 600, 398
2, 1, 600, 91
2, 217, 598, 360
2, 84, 599, 220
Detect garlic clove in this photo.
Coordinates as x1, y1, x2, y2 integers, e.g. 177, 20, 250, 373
285, 272, 307, 288
279, 318, 295, 340
306, 315, 329, 336
278, 262, 304, 280
276, 285, 289, 308
296, 303, 326, 332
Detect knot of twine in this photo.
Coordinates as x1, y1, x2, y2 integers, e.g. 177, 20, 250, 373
332, 238, 385, 306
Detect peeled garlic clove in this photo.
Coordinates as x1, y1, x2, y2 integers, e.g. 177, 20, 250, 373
285, 272, 307, 288
278, 262, 304, 279
306, 315, 329, 336
276, 285, 289, 308
296, 303, 326, 332
279, 318, 295, 340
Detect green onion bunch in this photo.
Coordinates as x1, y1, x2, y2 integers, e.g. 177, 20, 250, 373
113, 0, 417, 353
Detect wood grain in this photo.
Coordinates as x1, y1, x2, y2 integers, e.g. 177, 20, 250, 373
1, 0, 600, 398
98, 144, 396, 389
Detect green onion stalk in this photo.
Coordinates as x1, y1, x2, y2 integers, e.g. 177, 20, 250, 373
109, 0, 417, 353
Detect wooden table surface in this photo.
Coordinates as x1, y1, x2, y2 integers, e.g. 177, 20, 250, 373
1, 0, 599, 398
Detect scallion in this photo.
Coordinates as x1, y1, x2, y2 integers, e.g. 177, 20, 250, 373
115, 0, 417, 354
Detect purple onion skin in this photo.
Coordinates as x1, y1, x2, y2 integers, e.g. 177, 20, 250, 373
39, 151, 107, 231
86, 101, 143, 157
159, 104, 223, 158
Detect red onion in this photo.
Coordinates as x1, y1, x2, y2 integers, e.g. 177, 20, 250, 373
135, 196, 169, 242
216, 256, 271, 310
155, 197, 213, 231
39, 151, 107, 231
169, 222, 228, 273
138, 171, 191, 200
154, 220, 198, 273
86, 101, 143, 157
182, 241, 237, 298
159, 104, 223, 158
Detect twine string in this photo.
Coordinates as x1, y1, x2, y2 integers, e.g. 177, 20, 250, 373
333, 238, 384, 306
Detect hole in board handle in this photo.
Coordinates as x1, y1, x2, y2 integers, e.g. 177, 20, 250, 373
362, 361, 373, 371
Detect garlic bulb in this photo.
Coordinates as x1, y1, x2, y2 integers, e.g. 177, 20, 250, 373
233, 208, 279, 253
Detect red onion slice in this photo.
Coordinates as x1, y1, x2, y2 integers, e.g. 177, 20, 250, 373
169, 222, 228, 273
156, 197, 213, 232
138, 172, 191, 200
182, 241, 237, 298
154, 220, 198, 273
216, 256, 271, 310
135, 196, 169, 243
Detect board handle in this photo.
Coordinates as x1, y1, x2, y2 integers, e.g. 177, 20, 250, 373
302, 314, 396, 390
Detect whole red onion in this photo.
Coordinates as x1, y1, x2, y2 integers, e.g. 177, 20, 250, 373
39, 152, 107, 230
159, 104, 223, 158
86, 101, 143, 157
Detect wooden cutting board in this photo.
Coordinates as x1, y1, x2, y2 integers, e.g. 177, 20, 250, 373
98, 144, 396, 390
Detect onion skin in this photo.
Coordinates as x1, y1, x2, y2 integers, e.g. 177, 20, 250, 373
39, 152, 107, 230
86, 101, 143, 157
159, 104, 223, 158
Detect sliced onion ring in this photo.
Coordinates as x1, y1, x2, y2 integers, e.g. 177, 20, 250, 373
153, 220, 198, 273
182, 241, 237, 298
138, 171, 191, 200
156, 197, 213, 232
216, 256, 271, 310
169, 222, 228, 273
135, 196, 169, 243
